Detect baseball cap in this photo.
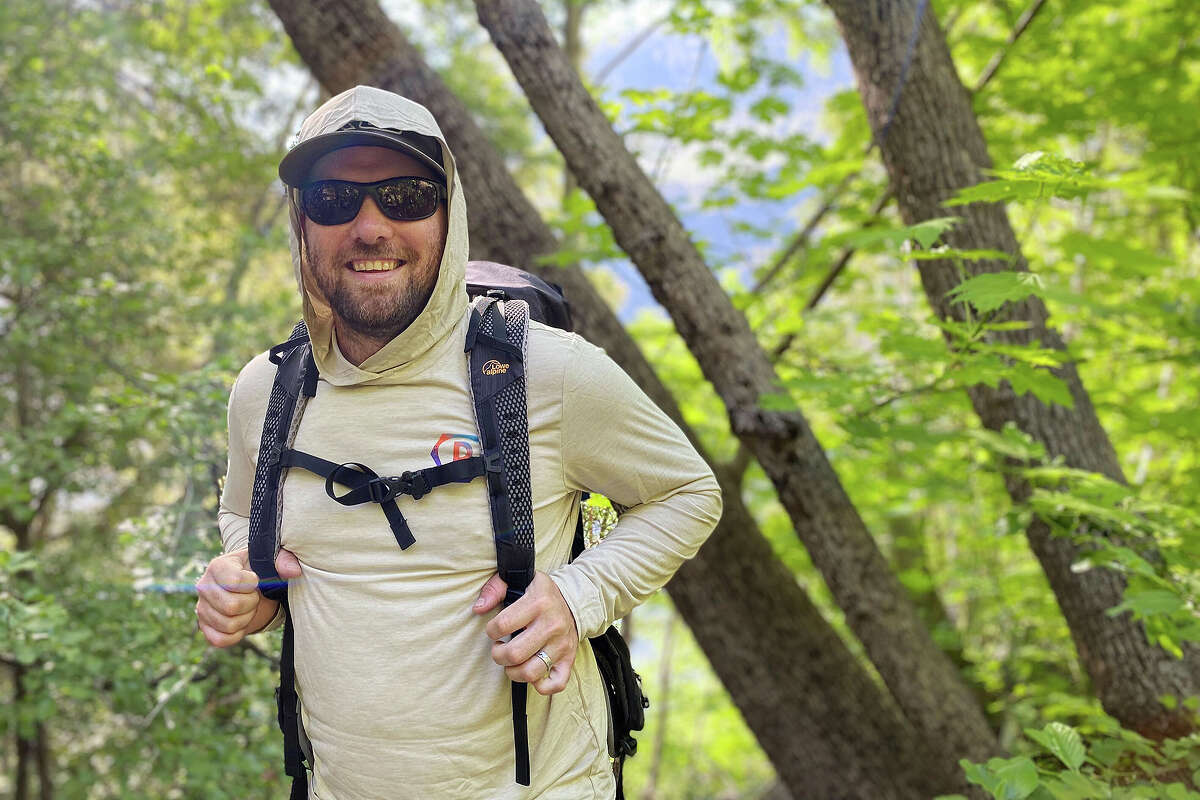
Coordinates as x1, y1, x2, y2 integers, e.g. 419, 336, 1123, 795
278, 87, 446, 187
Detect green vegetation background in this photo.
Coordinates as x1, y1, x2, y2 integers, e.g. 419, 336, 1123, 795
1, 0, 1197, 797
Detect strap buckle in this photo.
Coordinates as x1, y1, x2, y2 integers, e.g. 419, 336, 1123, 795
366, 471, 431, 503
366, 476, 396, 504
400, 470, 430, 500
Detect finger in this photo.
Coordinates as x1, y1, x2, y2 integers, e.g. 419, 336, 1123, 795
472, 573, 507, 615
275, 548, 303, 580
196, 601, 256, 635
531, 668, 569, 696
491, 625, 545, 667
508, 650, 575, 693
197, 584, 260, 619
221, 567, 262, 594
485, 594, 541, 641
198, 619, 249, 648
199, 552, 260, 595
230, 548, 250, 569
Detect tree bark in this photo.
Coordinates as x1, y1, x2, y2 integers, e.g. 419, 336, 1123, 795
822, 0, 1199, 738
471, 0, 998, 766
639, 610, 674, 800
266, 0, 973, 794
36, 721, 52, 800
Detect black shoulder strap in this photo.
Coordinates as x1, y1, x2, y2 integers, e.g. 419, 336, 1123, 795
248, 320, 317, 594
466, 296, 536, 786
246, 320, 317, 796
248, 321, 317, 594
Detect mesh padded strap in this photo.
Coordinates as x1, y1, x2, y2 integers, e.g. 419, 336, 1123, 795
247, 322, 315, 797
469, 298, 534, 590
468, 296, 535, 785
248, 322, 315, 595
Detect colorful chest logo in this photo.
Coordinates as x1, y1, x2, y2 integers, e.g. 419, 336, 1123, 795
431, 433, 481, 466
482, 359, 510, 376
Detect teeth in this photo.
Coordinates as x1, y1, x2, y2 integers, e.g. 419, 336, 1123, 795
352, 260, 399, 272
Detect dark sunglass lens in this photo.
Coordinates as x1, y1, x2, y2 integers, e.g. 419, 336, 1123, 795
376, 179, 439, 221
303, 182, 363, 225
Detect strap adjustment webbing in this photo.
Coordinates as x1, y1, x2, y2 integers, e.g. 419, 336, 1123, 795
279, 449, 487, 550
277, 596, 309, 800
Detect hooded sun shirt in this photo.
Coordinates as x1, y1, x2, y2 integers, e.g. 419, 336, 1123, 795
218, 86, 722, 800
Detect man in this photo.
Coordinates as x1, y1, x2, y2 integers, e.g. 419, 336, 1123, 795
195, 85, 721, 799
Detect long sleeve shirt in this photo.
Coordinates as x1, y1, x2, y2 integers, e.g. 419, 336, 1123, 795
218, 313, 722, 799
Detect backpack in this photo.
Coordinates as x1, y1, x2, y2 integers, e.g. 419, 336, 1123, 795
246, 261, 647, 799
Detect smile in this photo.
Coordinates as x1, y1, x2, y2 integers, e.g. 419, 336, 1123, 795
350, 259, 402, 272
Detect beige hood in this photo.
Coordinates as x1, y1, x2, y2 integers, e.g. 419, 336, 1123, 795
284, 86, 469, 386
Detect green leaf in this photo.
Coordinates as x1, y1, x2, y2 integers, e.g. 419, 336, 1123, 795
964, 757, 1043, 799
967, 425, 1047, 461
995, 757, 1041, 798
945, 271, 1046, 314
1026, 722, 1086, 771
1013, 151, 1087, 176
830, 217, 959, 251
1163, 784, 1196, 800
749, 96, 790, 122
1042, 770, 1109, 800
908, 217, 962, 248
1006, 363, 1075, 409
945, 179, 1046, 206
758, 392, 798, 412
1110, 589, 1185, 618
909, 247, 1013, 262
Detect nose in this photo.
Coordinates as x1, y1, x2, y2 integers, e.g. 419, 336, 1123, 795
349, 196, 393, 245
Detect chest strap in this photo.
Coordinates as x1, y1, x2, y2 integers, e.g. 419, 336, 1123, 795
279, 448, 492, 550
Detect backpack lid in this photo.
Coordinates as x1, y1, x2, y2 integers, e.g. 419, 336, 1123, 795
466, 261, 573, 332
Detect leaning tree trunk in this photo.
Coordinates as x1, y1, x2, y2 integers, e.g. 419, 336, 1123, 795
823, 0, 1199, 739
266, 0, 966, 795
471, 0, 999, 768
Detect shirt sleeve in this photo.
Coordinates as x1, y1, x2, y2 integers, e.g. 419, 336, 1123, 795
547, 336, 722, 639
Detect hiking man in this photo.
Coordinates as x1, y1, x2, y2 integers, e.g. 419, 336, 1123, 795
195, 85, 721, 799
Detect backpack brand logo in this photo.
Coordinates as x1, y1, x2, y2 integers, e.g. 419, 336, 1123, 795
482, 359, 510, 376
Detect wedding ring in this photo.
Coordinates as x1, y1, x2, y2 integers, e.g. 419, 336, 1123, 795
535, 650, 553, 680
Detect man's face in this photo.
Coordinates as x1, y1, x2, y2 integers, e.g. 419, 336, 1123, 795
301, 145, 448, 343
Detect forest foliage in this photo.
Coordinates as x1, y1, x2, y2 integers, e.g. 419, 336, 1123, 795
2, 0, 1198, 797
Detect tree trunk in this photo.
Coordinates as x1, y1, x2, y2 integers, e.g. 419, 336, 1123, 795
266, 0, 973, 794
639, 610, 674, 800
13, 664, 35, 800
822, 0, 1199, 739
471, 0, 998, 766
36, 721, 52, 800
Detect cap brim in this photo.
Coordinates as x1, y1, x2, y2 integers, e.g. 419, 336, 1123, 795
278, 129, 445, 187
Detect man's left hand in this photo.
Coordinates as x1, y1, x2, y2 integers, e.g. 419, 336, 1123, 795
474, 571, 579, 696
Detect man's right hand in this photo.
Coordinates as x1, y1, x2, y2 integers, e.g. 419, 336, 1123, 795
195, 548, 301, 647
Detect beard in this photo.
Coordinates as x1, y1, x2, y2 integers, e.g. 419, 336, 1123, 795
307, 236, 445, 344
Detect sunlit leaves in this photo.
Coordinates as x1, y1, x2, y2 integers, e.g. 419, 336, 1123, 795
829, 216, 961, 251
540, 188, 623, 268
620, 88, 733, 142
957, 721, 1200, 799
1026, 722, 1086, 772
946, 271, 1045, 314
1, 0, 296, 794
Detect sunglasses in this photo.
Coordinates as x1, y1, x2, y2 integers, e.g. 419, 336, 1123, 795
300, 175, 447, 226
